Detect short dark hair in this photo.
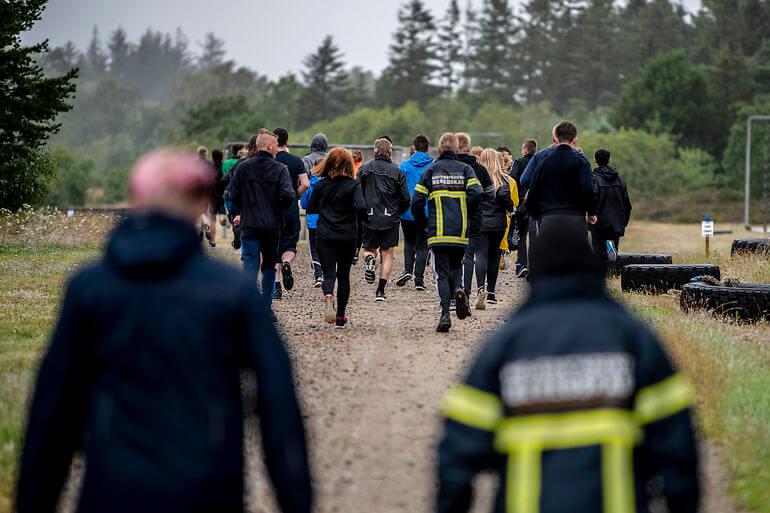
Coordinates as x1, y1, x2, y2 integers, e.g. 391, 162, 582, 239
212, 148, 224, 165
378, 135, 393, 143
274, 128, 289, 147
523, 139, 537, 154
554, 122, 577, 143
595, 148, 611, 166
230, 143, 244, 156
496, 146, 511, 155
413, 134, 430, 152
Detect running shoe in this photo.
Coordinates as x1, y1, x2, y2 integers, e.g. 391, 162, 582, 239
449, 299, 456, 311
273, 284, 283, 301
281, 261, 294, 291
203, 224, 212, 241
375, 290, 387, 302
454, 289, 472, 320
486, 292, 498, 305
414, 280, 426, 291
395, 272, 412, 287
364, 255, 376, 284
208, 241, 216, 248
475, 288, 487, 310
231, 236, 241, 250
352, 250, 360, 266
314, 275, 323, 288
334, 316, 348, 329
516, 267, 529, 279
324, 294, 336, 324
436, 313, 451, 332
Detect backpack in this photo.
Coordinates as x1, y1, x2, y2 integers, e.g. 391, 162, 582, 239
593, 172, 629, 239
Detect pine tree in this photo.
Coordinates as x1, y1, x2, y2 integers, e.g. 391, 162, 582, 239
199, 32, 226, 69
436, 0, 463, 92
378, 0, 440, 107
465, 0, 519, 104
107, 27, 132, 80
85, 27, 107, 77
298, 35, 349, 125
0, 0, 77, 208
514, 0, 554, 102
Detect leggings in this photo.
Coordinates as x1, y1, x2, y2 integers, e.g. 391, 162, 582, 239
317, 238, 356, 318
308, 228, 323, 279
475, 230, 506, 293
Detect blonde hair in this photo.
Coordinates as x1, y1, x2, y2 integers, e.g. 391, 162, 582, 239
455, 132, 471, 152
438, 132, 458, 152
479, 149, 507, 190
470, 146, 483, 158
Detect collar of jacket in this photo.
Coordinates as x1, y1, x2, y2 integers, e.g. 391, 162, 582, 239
526, 273, 607, 305
456, 152, 476, 164
375, 155, 392, 163
438, 151, 458, 161
256, 150, 273, 158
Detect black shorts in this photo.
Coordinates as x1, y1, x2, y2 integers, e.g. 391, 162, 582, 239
278, 201, 301, 257
362, 224, 400, 250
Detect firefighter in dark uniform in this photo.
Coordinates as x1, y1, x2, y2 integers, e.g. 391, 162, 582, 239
436, 224, 699, 513
412, 132, 483, 333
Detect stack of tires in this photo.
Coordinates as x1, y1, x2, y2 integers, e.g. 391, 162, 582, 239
621, 264, 721, 294
680, 281, 770, 322
607, 253, 672, 276
730, 238, 770, 257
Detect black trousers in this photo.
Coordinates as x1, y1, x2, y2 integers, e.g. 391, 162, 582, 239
462, 231, 482, 294
515, 214, 529, 269
401, 220, 428, 281
307, 228, 323, 280
591, 233, 620, 264
317, 238, 356, 318
476, 230, 506, 293
431, 246, 465, 316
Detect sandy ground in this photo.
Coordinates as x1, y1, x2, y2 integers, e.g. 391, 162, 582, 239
200, 242, 742, 513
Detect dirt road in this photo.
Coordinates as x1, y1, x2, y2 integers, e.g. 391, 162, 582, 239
212, 247, 741, 513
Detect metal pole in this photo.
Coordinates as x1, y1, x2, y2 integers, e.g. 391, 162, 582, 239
745, 115, 770, 229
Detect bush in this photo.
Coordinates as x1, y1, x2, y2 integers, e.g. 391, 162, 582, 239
46, 145, 95, 207
0, 151, 56, 210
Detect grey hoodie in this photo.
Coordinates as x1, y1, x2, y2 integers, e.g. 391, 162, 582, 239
301, 133, 329, 172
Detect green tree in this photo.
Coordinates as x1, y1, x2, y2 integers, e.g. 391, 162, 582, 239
378, 0, 440, 107
81, 26, 107, 81
436, 0, 462, 92
298, 35, 349, 125
465, 0, 518, 104
198, 32, 226, 69
0, 0, 77, 209
46, 145, 95, 206
721, 97, 770, 192
611, 50, 722, 155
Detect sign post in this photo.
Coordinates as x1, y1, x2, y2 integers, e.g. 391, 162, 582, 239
702, 215, 714, 258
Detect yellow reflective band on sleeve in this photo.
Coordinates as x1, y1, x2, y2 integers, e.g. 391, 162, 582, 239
442, 384, 503, 431
415, 183, 429, 195
635, 373, 694, 425
467, 178, 481, 188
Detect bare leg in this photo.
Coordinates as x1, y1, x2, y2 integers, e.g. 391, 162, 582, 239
380, 247, 395, 280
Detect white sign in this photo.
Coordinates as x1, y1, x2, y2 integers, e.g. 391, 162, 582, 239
702, 221, 714, 238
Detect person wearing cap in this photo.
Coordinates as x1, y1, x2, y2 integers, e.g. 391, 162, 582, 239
16, 149, 312, 513
435, 223, 699, 513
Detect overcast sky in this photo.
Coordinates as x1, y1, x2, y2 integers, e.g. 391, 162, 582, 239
25, 0, 702, 79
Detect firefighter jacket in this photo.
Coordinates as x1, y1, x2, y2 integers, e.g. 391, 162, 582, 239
411, 151, 483, 248
437, 274, 699, 513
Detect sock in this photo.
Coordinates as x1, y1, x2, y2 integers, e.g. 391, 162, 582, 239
377, 278, 387, 293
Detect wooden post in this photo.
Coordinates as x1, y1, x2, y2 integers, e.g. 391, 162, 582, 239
705, 236, 710, 258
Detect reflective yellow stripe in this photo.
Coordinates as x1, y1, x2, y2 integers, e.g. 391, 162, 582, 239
467, 178, 480, 188
495, 408, 642, 451
508, 443, 541, 513
435, 197, 444, 237
429, 190, 467, 200
428, 235, 469, 245
442, 384, 503, 431
460, 194, 468, 237
415, 183, 429, 195
635, 373, 694, 425
603, 438, 635, 513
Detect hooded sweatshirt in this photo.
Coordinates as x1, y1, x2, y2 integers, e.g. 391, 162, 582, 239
592, 165, 632, 239
301, 133, 329, 172
400, 151, 434, 221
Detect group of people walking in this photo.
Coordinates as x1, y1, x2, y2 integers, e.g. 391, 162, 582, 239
16, 122, 701, 513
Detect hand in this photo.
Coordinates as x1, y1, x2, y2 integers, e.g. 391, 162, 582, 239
588, 215, 598, 225
234, 215, 241, 226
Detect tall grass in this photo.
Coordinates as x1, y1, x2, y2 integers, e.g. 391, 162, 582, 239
0, 206, 116, 248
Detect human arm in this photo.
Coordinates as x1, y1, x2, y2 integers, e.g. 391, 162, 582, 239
228, 165, 242, 216
465, 169, 483, 214
577, 155, 597, 217
519, 152, 540, 188
278, 167, 295, 208
397, 172, 411, 216
306, 179, 321, 215
352, 181, 367, 215
411, 169, 430, 226
499, 178, 516, 211
297, 171, 310, 196
16, 278, 93, 513
622, 179, 633, 226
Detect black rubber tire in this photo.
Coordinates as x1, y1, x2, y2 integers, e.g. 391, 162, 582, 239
607, 253, 673, 276
681, 281, 770, 322
621, 264, 721, 293
731, 238, 770, 257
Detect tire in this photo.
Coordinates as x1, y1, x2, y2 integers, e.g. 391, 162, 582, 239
621, 264, 721, 293
681, 281, 770, 322
607, 253, 673, 276
731, 238, 770, 257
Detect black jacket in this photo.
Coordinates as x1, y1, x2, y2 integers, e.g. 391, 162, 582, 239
526, 144, 596, 219
457, 153, 493, 234
307, 176, 367, 241
16, 213, 312, 513
229, 151, 295, 237
411, 152, 484, 248
481, 178, 515, 232
437, 274, 699, 513
358, 155, 410, 230
592, 166, 633, 239
509, 153, 533, 210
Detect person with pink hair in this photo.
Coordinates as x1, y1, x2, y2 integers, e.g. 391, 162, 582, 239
16, 149, 312, 513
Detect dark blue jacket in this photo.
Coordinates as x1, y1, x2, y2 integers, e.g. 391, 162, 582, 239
437, 274, 699, 513
16, 213, 312, 513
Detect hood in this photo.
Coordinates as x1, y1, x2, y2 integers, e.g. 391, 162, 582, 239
310, 133, 329, 153
594, 166, 619, 180
456, 153, 476, 165
407, 151, 434, 168
105, 212, 201, 278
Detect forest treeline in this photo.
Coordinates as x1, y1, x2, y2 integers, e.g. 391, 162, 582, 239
36, 0, 770, 221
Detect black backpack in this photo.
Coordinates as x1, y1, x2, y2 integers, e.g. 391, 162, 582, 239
593, 172, 629, 239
